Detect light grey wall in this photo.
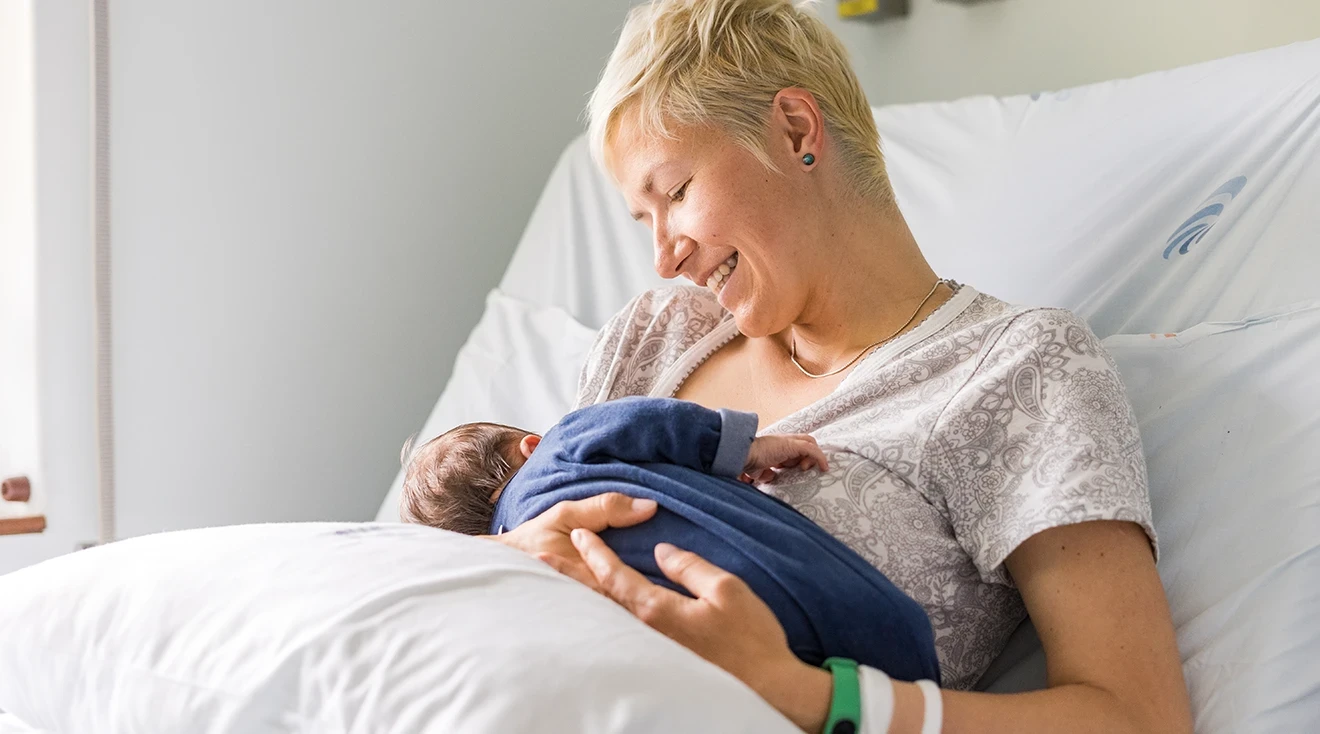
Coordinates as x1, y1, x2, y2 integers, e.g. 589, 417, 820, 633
105, 0, 633, 538
821, 0, 1320, 105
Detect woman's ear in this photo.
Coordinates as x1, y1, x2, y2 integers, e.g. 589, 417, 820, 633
771, 87, 825, 162
519, 434, 542, 458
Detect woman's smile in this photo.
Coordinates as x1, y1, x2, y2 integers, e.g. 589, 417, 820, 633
704, 252, 740, 296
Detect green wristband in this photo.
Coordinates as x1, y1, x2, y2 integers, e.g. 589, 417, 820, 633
821, 657, 862, 734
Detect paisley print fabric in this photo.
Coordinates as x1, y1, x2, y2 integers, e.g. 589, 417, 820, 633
574, 285, 1155, 690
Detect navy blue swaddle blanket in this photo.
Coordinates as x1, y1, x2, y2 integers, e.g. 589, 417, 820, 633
490, 397, 940, 683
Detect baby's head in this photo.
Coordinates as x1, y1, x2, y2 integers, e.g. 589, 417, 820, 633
400, 422, 541, 535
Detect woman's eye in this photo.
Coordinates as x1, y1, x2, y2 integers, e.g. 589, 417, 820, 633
671, 181, 690, 202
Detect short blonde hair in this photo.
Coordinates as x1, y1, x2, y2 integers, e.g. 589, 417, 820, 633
587, 0, 894, 206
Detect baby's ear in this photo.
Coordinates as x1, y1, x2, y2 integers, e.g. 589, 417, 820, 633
519, 434, 541, 458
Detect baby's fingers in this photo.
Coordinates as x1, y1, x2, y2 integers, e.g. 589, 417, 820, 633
801, 442, 829, 472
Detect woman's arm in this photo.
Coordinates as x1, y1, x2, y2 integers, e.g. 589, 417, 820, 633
932, 520, 1192, 734
567, 520, 1193, 734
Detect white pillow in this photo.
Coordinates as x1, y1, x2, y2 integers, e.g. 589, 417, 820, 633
0, 523, 794, 734
376, 289, 599, 522
880, 39, 1320, 337
1105, 302, 1320, 731
979, 303, 1320, 721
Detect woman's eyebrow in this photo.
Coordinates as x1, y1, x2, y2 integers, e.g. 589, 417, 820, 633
629, 171, 660, 220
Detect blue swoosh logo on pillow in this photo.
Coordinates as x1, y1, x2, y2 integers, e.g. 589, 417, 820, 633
1164, 176, 1247, 259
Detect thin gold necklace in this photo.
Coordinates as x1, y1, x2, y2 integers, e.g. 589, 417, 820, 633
789, 278, 946, 379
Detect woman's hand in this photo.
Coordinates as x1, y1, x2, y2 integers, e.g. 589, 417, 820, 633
478, 493, 657, 591
741, 434, 829, 484
562, 528, 833, 733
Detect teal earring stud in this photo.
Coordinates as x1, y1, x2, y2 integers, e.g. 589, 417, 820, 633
802, 153, 815, 166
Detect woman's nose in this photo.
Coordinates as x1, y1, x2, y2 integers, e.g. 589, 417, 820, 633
652, 224, 692, 280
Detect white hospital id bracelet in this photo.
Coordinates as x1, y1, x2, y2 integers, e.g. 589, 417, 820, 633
915, 679, 944, 734
856, 665, 894, 734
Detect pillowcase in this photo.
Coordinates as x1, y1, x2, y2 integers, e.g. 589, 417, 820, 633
0, 523, 794, 734
979, 302, 1320, 727
881, 39, 1320, 338
375, 289, 599, 521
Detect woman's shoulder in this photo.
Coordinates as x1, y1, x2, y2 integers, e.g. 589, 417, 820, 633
947, 290, 1115, 375
947, 288, 1088, 332
921, 290, 1152, 585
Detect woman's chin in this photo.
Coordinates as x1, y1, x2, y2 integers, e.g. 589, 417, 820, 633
720, 277, 776, 337
728, 303, 775, 338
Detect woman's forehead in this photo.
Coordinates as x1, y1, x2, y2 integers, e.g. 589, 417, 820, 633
608, 128, 678, 187
607, 120, 719, 191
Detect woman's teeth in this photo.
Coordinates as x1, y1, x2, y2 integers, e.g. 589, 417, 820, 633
706, 253, 739, 292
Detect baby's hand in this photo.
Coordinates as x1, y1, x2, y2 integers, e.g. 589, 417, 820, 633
740, 434, 829, 484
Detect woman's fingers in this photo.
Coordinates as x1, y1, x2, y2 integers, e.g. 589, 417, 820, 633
534, 551, 600, 590
571, 528, 685, 623
654, 542, 747, 603
549, 492, 657, 532
481, 494, 657, 594
571, 533, 811, 729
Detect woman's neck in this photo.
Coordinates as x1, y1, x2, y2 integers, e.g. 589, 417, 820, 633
780, 206, 949, 372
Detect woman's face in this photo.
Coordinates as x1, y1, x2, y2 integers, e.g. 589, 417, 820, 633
607, 116, 820, 338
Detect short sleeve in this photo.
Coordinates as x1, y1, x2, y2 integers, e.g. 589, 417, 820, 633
922, 308, 1156, 586
573, 301, 633, 410
572, 286, 729, 409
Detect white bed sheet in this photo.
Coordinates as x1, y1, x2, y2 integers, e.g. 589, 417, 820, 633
0, 714, 46, 734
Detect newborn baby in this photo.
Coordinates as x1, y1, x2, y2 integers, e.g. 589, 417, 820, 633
400, 396, 939, 683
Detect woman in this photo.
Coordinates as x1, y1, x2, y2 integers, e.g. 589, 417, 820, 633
490, 1, 1193, 731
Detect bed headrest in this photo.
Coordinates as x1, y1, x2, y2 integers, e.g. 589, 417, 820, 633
501, 39, 1320, 335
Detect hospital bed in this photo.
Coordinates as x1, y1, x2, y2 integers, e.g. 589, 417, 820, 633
2, 39, 1318, 733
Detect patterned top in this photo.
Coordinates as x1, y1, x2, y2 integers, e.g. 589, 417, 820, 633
575, 284, 1156, 690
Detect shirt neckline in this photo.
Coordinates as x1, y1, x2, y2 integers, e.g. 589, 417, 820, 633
650, 284, 981, 431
